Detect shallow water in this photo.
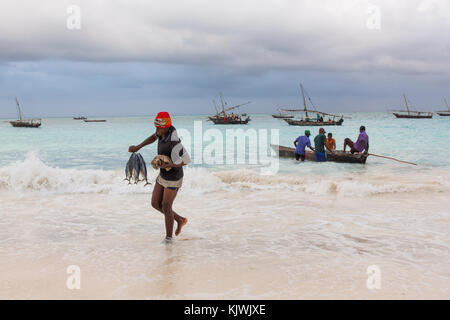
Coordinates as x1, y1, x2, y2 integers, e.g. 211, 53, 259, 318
0, 114, 449, 299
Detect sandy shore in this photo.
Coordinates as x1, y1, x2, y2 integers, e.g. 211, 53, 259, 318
1, 187, 449, 299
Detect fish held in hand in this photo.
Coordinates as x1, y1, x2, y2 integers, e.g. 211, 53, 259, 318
125, 153, 151, 185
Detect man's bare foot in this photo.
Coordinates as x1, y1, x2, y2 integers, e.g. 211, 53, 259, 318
175, 218, 188, 236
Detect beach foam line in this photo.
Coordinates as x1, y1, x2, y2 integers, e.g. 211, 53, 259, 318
0, 153, 449, 197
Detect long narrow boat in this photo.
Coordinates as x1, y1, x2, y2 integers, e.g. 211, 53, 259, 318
279, 83, 345, 126
9, 97, 41, 128
272, 107, 294, 119
271, 144, 368, 164
284, 118, 343, 126
84, 119, 107, 122
436, 98, 450, 117
392, 94, 432, 119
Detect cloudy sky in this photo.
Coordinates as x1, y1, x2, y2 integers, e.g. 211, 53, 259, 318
0, 0, 449, 117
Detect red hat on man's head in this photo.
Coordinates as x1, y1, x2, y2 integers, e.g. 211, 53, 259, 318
154, 111, 171, 128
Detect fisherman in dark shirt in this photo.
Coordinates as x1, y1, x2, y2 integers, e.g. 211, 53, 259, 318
128, 112, 191, 243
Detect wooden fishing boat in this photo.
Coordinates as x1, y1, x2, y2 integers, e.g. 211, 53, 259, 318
284, 118, 343, 126
83, 119, 107, 122
278, 83, 345, 126
208, 116, 250, 124
392, 94, 432, 119
436, 98, 450, 117
272, 114, 294, 119
208, 93, 251, 125
272, 107, 294, 119
9, 97, 41, 128
270, 144, 368, 164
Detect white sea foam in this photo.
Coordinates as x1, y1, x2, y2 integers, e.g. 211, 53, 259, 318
0, 153, 449, 197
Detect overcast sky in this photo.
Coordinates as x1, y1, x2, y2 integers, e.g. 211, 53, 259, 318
0, 0, 449, 117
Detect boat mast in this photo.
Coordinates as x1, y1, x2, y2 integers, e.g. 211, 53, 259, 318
14, 96, 23, 121
219, 92, 225, 115
403, 93, 410, 115
300, 83, 308, 118
445, 98, 449, 111
212, 100, 219, 115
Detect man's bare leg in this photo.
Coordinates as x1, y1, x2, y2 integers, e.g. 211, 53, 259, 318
161, 187, 184, 238
152, 183, 186, 228
343, 138, 354, 152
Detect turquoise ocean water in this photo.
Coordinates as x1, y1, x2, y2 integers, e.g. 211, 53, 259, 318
1, 113, 449, 172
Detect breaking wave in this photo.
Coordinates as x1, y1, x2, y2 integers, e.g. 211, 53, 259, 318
0, 153, 449, 197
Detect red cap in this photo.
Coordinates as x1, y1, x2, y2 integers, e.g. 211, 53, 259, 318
154, 111, 171, 128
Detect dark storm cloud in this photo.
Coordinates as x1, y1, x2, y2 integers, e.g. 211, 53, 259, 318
0, 1, 449, 117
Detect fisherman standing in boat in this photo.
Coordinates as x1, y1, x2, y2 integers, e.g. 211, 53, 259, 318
128, 112, 191, 243
344, 126, 369, 155
294, 130, 315, 161
313, 128, 333, 162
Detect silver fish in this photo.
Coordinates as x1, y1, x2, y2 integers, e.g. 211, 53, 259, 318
132, 153, 141, 184
125, 153, 137, 184
137, 153, 150, 186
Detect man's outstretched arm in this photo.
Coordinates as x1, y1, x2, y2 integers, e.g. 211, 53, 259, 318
128, 133, 158, 152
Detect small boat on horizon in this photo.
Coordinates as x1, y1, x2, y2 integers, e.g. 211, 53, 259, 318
9, 97, 41, 128
83, 119, 107, 122
73, 116, 87, 120
280, 83, 345, 126
392, 94, 433, 119
436, 98, 450, 117
272, 106, 294, 119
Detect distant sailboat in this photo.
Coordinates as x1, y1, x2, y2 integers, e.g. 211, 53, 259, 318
280, 83, 344, 126
208, 93, 251, 124
392, 94, 432, 119
9, 97, 41, 128
436, 98, 450, 117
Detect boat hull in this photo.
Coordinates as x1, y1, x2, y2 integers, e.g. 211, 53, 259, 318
283, 118, 344, 126
83, 120, 107, 122
393, 113, 432, 119
9, 120, 41, 128
272, 115, 294, 119
208, 117, 250, 124
270, 144, 367, 164
437, 112, 450, 117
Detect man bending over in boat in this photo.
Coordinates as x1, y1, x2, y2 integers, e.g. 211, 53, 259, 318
343, 126, 369, 155
128, 112, 191, 243
294, 130, 315, 161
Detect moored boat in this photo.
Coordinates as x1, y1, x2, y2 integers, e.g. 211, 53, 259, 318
392, 94, 432, 119
278, 83, 345, 126
83, 119, 107, 122
436, 98, 450, 117
9, 97, 41, 128
272, 107, 294, 119
270, 144, 368, 164
284, 118, 343, 126
208, 93, 251, 125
